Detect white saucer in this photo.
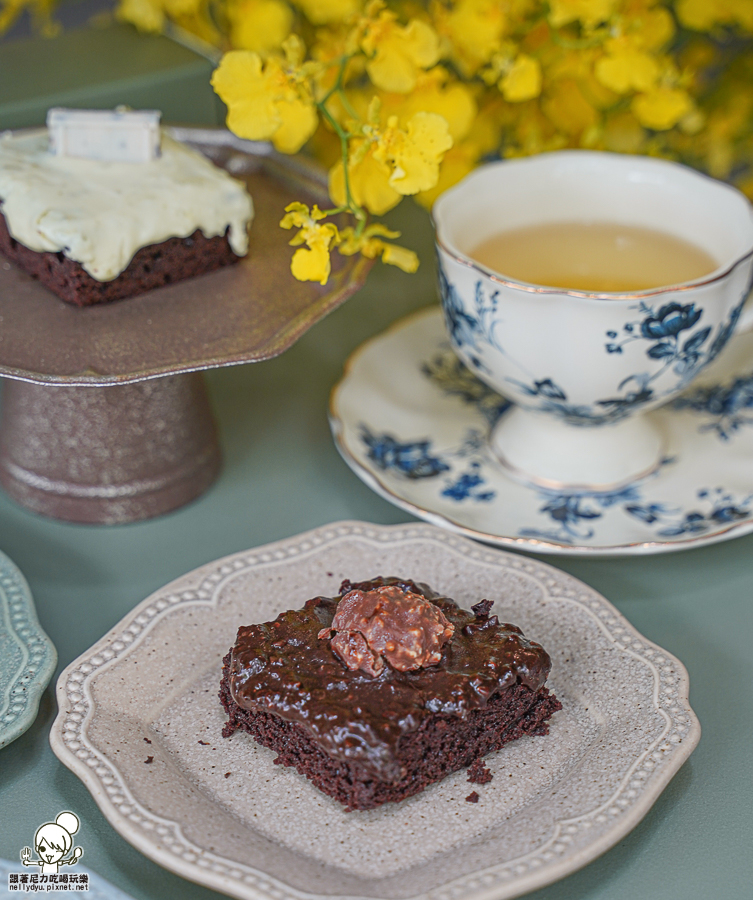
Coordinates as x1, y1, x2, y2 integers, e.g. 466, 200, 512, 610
330, 307, 753, 556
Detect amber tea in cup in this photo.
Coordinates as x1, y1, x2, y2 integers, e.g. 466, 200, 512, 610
469, 222, 719, 294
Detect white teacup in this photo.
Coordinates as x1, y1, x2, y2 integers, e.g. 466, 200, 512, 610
433, 151, 753, 490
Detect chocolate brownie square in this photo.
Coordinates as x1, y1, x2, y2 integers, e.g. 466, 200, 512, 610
220, 577, 561, 811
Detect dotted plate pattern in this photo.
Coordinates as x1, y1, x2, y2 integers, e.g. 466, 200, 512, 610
0, 549, 57, 749
49, 522, 700, 900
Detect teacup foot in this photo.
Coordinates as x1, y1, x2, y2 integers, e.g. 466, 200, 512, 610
490, 406, 666, 492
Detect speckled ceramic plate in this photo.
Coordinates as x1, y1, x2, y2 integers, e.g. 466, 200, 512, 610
330, 307, 753, 556
0, 549, 56, 749
49, 522, 699, 900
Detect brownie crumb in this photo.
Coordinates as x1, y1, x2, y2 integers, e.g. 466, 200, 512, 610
471, 599, 494, 618
468, 759, 493, 784
224, 772, 231, 779
143, 737, 152, 744
465, 791, 480, 803
198, 740, 209, 745
144, 756, 154, 764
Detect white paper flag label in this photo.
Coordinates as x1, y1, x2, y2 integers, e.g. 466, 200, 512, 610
47, 108, 162, 163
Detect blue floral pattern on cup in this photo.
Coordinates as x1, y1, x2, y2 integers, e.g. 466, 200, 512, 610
605, 298, 742, 385
439, 268, 502, 374
440, 274, 658, 424
422, 347, 511, 426
439, 267, 749, 426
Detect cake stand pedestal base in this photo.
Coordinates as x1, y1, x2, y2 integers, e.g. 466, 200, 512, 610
0, 373, 221, 524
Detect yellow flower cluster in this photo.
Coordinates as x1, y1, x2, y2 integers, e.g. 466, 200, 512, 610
280, 202, 418, 282
8, 0, 751, 283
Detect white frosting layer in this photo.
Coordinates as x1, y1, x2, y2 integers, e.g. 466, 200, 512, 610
0, 130, 254, 281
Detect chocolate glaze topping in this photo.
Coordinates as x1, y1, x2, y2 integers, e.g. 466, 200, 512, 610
229, 577, 552, 783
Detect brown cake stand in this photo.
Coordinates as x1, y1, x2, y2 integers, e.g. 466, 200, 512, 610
0, 127, 371, 524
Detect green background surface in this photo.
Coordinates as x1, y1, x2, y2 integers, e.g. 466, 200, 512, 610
0, 27, 752, 900
0, 23, 222, 129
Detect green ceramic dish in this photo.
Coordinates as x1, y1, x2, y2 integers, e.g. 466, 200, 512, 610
0, 549, 56, 749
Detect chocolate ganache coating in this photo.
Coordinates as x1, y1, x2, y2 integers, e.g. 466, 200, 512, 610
228, 577, 552, 783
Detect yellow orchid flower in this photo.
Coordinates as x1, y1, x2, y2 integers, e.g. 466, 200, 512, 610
415, 142, 477, 208
595, 39, 660, 94
212, 47, 318, 153
361, 7, 440, 93
229, 0, 294, 54
632, 87, 693, 131
329, 142, 402, 215
416, 97, 503, 207
434, 0, 507, 78
116, 0, 165, 31
373, 112, 453, 195
627, 5, 675, 52
542, 79, 599, 138
296, 0, 360, 25
280, 203, 341, 283
602, 110, 646, 154
338, 224, 419, 272
548, 0, 616, 30
379, 68, 477, 142
677, 0, 753, 33
500, 55, 542, 103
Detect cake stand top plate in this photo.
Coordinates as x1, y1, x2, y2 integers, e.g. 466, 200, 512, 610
0, 127, 371, 386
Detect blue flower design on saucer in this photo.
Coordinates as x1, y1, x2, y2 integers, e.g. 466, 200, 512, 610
360, 423, 496, 503
519, 479, 751, 544
360, 426, 450, 479
417, 343, 753, 543
441, 462, 495, 502
518, 464, 673, 543
651, 488, 753, 537
673, 372, 753, 441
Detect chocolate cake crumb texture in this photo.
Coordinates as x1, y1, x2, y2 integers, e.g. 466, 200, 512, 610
465, 791, 480, 803
0, 213, 241, 306
467, 759, 493, 784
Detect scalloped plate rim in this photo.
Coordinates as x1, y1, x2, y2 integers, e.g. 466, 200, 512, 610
0, 548, 57, 749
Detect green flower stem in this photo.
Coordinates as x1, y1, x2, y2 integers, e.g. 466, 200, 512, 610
316, 54, 367, 235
